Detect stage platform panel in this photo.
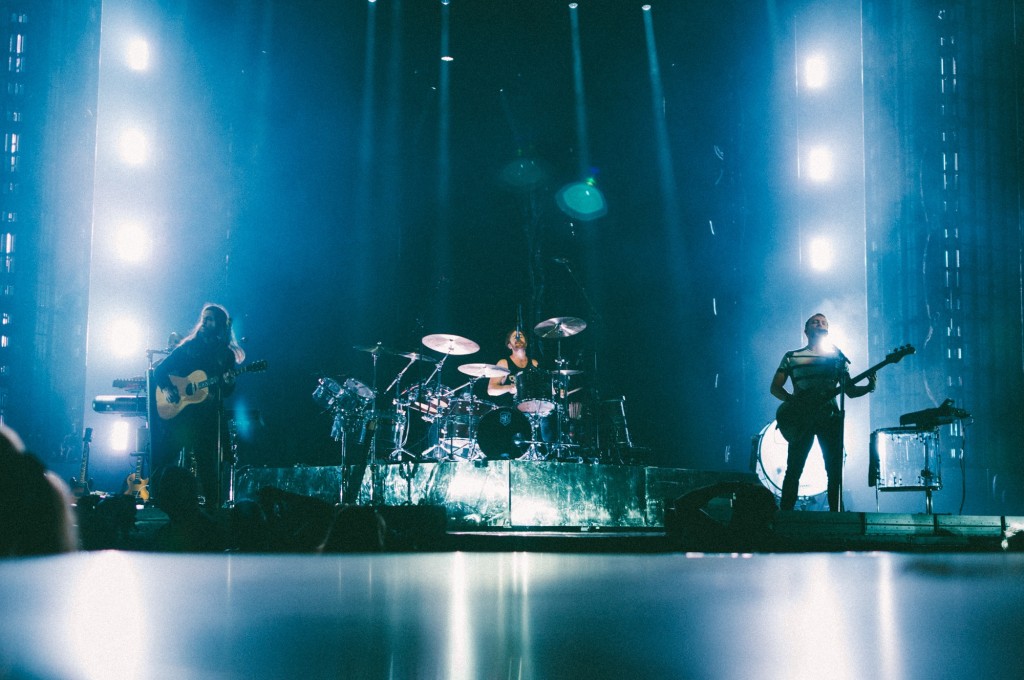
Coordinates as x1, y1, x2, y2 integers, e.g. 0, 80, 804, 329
236, 462, 760, 529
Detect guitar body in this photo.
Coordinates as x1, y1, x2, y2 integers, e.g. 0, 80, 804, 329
775, 345, 915, 443
775, 392, 836, 443
156, 370, 211, 420
155, 360, 268, 420
125, 473, 150, 501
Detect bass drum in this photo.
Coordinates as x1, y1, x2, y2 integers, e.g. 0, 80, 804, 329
755, 420, 827, 499
477, 407, 531, 460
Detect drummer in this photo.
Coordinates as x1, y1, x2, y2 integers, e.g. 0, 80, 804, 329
487, 328, 539, 406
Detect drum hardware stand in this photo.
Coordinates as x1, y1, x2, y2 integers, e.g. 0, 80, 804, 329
384, 357, 418, 463
224, 417, 239, 507
366, 345, 385, 505
517, 412, 548, 461
330, 409, 351, 505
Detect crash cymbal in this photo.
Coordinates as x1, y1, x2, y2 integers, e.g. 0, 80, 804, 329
533, 316, 587, 339
551, 368, 583, 376
421, 333, 480, 356
353, 344, 431, 362
458, 363, 510, 378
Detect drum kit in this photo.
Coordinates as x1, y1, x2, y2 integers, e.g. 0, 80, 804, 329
311, 316, 631, 468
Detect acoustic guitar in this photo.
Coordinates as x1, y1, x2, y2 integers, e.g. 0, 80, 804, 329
155, 360, 267, 420
775, 345, 914, 443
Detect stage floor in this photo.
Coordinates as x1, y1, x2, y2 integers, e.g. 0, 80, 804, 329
2, 550, 1024, 679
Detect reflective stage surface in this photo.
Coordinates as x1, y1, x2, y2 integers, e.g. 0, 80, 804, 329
2, 550, 1023, 679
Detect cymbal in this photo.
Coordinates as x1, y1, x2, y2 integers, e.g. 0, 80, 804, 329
421, 333, 480, 356
353, 344, 431, 362
458, 363, 510, 378
551, 368, 583, 376
534, 316, 587, 339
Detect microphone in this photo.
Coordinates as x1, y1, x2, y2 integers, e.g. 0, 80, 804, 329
834, 346, 850, 364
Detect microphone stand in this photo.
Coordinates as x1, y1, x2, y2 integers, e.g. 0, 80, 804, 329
835, 350, 850, 512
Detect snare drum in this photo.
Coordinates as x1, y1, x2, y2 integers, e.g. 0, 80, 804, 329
515, 369, 555, 416
870, 427, 941, 490
477, 407, 531, 459
754, 420, 828, 499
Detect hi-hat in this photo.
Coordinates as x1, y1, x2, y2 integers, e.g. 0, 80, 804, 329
534, 317, 587, 339
354, 344, 431, 362
458, 363, 510, 378
421, 333, 480, 356
551, 368, 584, 376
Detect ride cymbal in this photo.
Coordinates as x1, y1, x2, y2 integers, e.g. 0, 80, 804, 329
533, 316, 587, 339
421, 333, 480, 356
458, 363, 510, 378
353, 344, 432, 362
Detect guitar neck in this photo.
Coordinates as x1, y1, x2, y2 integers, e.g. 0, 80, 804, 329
79, 428, 92, 480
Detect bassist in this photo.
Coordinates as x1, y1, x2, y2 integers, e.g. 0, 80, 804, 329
151, 303, 245, 508
769, 313, 874, 512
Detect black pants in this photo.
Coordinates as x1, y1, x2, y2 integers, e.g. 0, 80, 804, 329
151, 405, 224, 508
780, 415, 844, 511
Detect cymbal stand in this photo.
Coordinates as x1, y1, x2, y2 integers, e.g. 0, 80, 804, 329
551, 371, 581, 462
331, 407, 351, 505
386, 359, 416, 462
367, 348, 384, 505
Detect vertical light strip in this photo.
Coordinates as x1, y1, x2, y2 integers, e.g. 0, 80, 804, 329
567, 4, 590, 177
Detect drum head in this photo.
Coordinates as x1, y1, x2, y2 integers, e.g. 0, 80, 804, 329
343, 378, 374, 400
477, 407, 530, 460
312, 377, 344, 409
755, 420, 827, 498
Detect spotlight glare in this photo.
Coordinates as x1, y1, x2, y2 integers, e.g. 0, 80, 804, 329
807, 236, 834, 271
569, 2, 578, 8
110, 420, 131, 452
115, 222, 153, 263
642, 4, 651, 10
118, 128, 149, 166
125, 38, 150, 71
556, 180, 607, 221
441, 55, 454, 62
804, 54, 828, 89
805, 146, 833, 182
109, 318, 143, 359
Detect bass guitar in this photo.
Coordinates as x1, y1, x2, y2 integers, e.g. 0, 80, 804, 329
775, 345, 914, 443
155, 360, 268, 420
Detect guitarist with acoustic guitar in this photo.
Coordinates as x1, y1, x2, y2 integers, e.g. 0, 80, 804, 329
769, 313, 875, 513
151, 303, 247, 509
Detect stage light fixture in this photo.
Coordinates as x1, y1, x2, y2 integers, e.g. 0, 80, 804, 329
556, 178, 607, 221
117, 128, 149, 166
805, 146, 833, 182
125, 38, 150, 71
804, 54, 828, 89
